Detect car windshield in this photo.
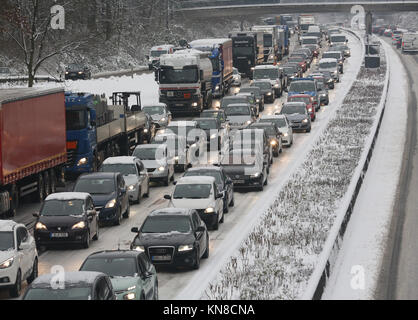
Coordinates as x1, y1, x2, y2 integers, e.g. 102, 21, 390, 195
24, 287, 92, 300
323, 52, 341, 60
222, 152, 256, 166
66, 109, 87, 131
240, 88, 260, 97
133, 147, 161, 160
184, 171, 222, 184
251, 125, 275, 135
302, 38, 317, 45
197, 119, 217, 130
165, 126, 195, 137
283, 66, 297, 74
289, 96, 311, 104
173, 184, 212, 199
159, 68, 198, 84
221, 97, 247, 109
100, 164, 137, 176
233, 46, 254, 56
289, 81, 315, 92
151, 50, 168, 57
252, 82, 271, 90
201, 111, 220, 119
319, 61, 337, 69
0, 232, 14, 251
260, 118, 287, 128
254, 68, 279, 80
143, 106, 164, 115
289, 56, 304, 63
40, 200, 84, 217
67, 64, 83, 71
74, 178, 115, 195
141, 215, 191, 234
281, 104, 306, 115
81, 257, 138, 278
331, 36, 346, 43
225, 105, 250, 116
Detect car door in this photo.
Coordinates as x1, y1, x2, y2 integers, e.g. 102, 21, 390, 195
213, 183, 223, 217
138, 255, 153, 300
137, 161, 148, 196
16, 227, 33, 278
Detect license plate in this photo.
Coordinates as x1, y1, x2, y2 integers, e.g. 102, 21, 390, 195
51, 233, 68, 238
152, 255, 171, 261
233, 180, 245, 184
175, 104, 184, 107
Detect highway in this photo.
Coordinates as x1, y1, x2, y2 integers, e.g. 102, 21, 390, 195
0, 31, 362, 300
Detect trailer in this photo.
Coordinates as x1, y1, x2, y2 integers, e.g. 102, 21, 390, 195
0, 88, 67, 217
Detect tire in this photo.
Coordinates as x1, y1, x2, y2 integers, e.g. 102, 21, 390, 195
115, 207, 122, 226
220, 210, 224, 224
229, 195, 235, 207
83, 231, 90, 249
273, 149, 279, 158
27, 258, 38, 284
213, 215, 219, 231
193, 248, 201, 270
123, 203, 130, 219
258, 183, 264, 192
164, 176, 169, 187
264, 176, 268, 186
9, 270, 21, 298
202, 236, 210, 259
144, 184, 150, 198
306, 127, 311, 133
223, 199, 229, 214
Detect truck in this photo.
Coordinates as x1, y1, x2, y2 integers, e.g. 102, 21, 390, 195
229, 31, 264, 78
65, 91, 152, 177
157, 49, 213, 116
189, 38, 233, 98
0, 88, 67, 217
147, 45, 175, 70
275, 15, 293, 26
251, 25, 280, 63
278, 25, 290, 55
298, 14, 315, 36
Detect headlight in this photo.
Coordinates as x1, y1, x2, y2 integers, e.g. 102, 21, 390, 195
78, 71, 83, 74
71, 221, 86, 230
178, 244, 194, 252
158, 166, 165, 172
274, 84, 279, 88
0, 257, 14, 269
174, 156, 179, 162
270, 140, 278, 146
105, 199, 117, 208
269, 55, 274, 59
215, 85, 220, 91
205, 207, 215, 214
256, 99, 260, 103
308, 108, 313, 112
65, 71, 69, 74
123, 293, 136, 300
251, 172, 261, 178
267, 92, 272, 96
36, 222, 47, 230
133, 246, 145, 253
192, 103, 198, 107
77, 157, 88, 166
210, 134, 218, 139
159, 117, 166, 122
128, 185, 136, 191
303, 119, 309, 123
283, 132, 289, 137
144, 129, 149, 133
251, 67, 255, 71
246, 120, 252, 125
334, 70, 338, 74
215, 101, 221, 107
191, 143, 197, 148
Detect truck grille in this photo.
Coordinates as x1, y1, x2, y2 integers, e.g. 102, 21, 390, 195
66, 149, 77, 167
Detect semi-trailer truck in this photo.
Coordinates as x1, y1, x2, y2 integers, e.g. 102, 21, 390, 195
0, 88, 67, 217
189, 38, 233, 98
65, 91, 151, 177
157, 49, 213, 116
251, 25, 279, 63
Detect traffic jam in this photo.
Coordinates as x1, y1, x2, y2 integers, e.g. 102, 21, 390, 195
0, 14, 353, 300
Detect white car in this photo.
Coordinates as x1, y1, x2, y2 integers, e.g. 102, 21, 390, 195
152, 133, 192, 172
165, 176, 224, 230
253, 65, 282, 97
259, 115, 294, 147
0, 220, 38, 298
232, 67, 242, 86
100, 157, 150, 204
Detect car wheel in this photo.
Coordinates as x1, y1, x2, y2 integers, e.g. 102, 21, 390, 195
193, 248, 201, 270
123, 203, 130, 219
83, 231, 90, 249
264, 176, 268, 186
27, 258, 38, 284
93, 222, 99, 241
144, 184, 150, 198
213, 215, 219, 231
306, 127, 311, 133
229, 195, 235, 207
220, 210, 224, 223
164, 176, 169, 186
273, 149, 279, 158
9, 270, 21, 298
202, 236, 210, 259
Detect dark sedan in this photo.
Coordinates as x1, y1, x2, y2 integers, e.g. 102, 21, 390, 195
251, 80, 275, 103
73, 172, 130, 226
65, 63, 91, 80
249, 122, 283, 157
195, 118, 229, 151
183, 166, 235, 213
239, 87, 265, 112
33, 192, 99, 249
130, 208, 209, 270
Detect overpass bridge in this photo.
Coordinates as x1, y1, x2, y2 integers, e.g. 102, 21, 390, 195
174, 1, 418, 18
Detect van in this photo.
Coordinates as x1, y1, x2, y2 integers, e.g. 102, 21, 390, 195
402, 33, 418, 53
330, 34, 347, 46
307, 25, 322, 40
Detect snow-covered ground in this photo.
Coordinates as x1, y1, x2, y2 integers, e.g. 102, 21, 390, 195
322, 39, 408, 300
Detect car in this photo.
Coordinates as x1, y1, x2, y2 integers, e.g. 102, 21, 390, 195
288, 78, 320, 111
287, 55, 308, 73
330, 44, 351, 57
392, 35, 402, 48
238, 86, 265, 112
383, 29, 392, 37
142, 103, 172, 129
130, 208, 209, 269
196, 118, 229, 151
33, 192, 99, 249
163, 121, 207, 157
291, 51, 312, 69
23, 271, 116, 300
287, 94, 316, 121
221, 148, 268, 191
0, 220, 38, 298
100, 157, 150, 204
310, 75, 329, 106
164, 176, 224, 230
258, 115, 294, 147
312, 70, 334, 90
280, 102, 312, 133
201, 109, 227, 124
253, 65, 283, 97
294, 47, 314, 62
300, 36, 320, 57
280, 64, 302, 84
151, 133, 191, 172
249, 122, 283, 157
232, 67, 242, 86
73, 172, 130, 226
183, 166, 235, 213
132, 144, 175, 186
251, 80, 275, 103
322, 51, 344, 74
79, 250, 158, 300
236, 91, 259, 117
318, 58, 340, 82
329, 34, 348, 46
65, 63, 91, 80
224, 103, 256, 130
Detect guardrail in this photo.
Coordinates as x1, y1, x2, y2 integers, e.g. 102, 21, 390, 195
0, 76, 63, 84
302, 29, 391, 300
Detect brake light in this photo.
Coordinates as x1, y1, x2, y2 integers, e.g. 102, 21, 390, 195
67, 141, 78, 150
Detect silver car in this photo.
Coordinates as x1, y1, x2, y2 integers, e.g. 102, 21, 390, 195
259, 115, 294, 147
143, 103, 172, 129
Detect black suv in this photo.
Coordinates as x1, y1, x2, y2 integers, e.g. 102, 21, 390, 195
65, 63, 92, 80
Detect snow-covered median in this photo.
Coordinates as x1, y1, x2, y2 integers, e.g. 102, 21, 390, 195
204, 36, 388, 300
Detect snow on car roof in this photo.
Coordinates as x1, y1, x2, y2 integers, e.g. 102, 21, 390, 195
177, 176, 215, 185
0, 220, 19, 232
149, 208, 192, 216
324, 51, 342, 55
190, 39, 231, 48
45, 192, 90, 201
168, 121, 196, 127
31, 272, 105, 287
319, 58, 338, 63
254, 65, 279, 70
187, 166, 222, 172
102, 156, 138, 165
143, 103, 166, 108
261, 114, 285, 119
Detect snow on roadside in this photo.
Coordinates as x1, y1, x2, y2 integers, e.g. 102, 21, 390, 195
203, 36, 387, 300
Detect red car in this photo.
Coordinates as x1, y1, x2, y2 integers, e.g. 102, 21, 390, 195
288, 56, 307, 72
287, 94, 316, 121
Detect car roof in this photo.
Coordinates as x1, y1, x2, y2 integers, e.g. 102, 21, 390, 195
168, 121, 196, 127
260, 114, 286, 120
319, 58, 338, 63
30, 272, 105, 288
45, 192, 90, 202
254, 65, 279, 69
289, 94, 312, 98
177, 176, 216, 185
78, 172, 117, 180
102, 156, 138, 165
148, 208, 193, 217
226, 103, 250, 107
284, 102, 307, 107
0, 220, 20, 232
324, 51, 342, 55
186, 166, 222, 173
143, 103, 166, 108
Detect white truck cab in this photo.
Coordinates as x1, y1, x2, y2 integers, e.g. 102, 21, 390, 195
148, 45, 175, 70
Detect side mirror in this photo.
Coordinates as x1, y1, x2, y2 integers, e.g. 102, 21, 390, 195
164, 195, 172, 200
196, 226, 206, 233
226, 178, 233, 185
121, 188, 127, 195
131, 227, 139, 233
33, 212, 40, 218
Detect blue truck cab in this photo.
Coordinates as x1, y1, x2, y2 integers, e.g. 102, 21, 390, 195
65, 92, 98, 176
287, 77, 319, 110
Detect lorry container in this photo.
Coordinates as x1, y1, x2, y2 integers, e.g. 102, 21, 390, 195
65, 91, 151, 177
157, 49, 213, 116
189, 38, 233, 98
0, 88, 67, 217
251, 25, 280, 63
298, 14, 315, 36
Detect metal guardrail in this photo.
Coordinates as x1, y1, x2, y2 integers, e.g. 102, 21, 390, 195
0, 76, 63, 84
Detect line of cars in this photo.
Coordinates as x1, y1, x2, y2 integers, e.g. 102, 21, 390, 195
373, 24, 417, 53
